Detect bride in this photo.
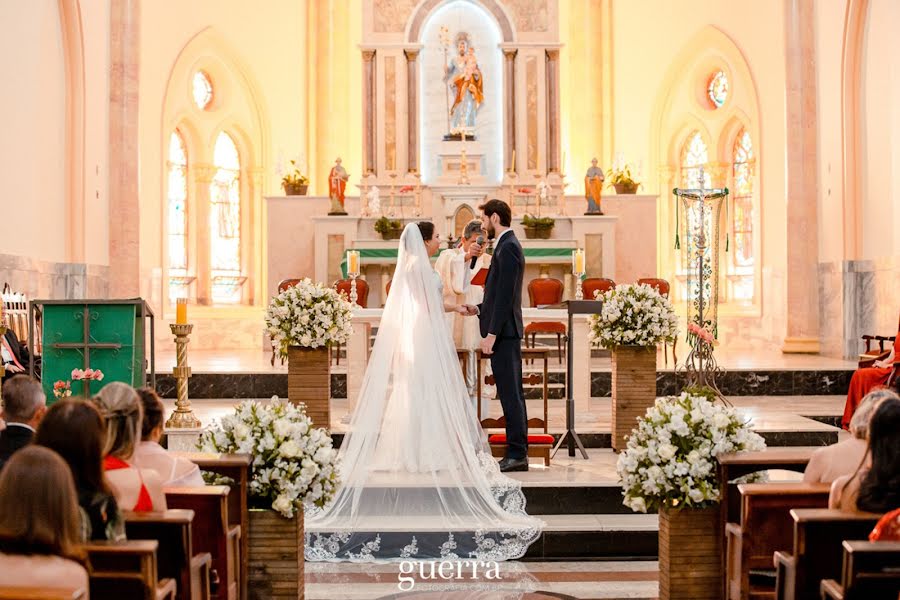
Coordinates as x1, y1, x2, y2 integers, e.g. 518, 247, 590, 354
305, 222, 542, 562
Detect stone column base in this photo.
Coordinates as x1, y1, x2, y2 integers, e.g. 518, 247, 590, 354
164, 428, 203, 452
781, 337, 821, 354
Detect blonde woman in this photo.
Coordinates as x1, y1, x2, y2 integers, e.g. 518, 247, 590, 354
94, 382, 167, 512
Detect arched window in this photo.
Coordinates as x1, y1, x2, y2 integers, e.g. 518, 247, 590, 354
680, 131, 710, 188
730, 129, 755, 301
167, 131, 189, 302
210, 132, 244, 303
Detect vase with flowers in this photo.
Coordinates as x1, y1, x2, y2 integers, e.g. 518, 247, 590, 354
608, 164, 642, 194
281, 160, 309, 196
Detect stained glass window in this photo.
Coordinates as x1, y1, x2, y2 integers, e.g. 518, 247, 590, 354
210, 132, 243, 303
708, 70, 728, 109
192, 71, 213, 110
681, 132, 711, 189
167, 131, 190, 302
731, 129, 755, 301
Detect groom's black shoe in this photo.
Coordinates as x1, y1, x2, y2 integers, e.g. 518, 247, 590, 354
499, 457, 529, 472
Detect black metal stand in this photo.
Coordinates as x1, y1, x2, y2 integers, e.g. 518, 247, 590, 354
547, 299, 602, 459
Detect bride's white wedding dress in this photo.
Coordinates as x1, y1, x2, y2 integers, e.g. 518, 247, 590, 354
305, 223, 542, 562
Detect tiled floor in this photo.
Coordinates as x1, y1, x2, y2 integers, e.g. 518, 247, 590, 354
305, 560, 660, 599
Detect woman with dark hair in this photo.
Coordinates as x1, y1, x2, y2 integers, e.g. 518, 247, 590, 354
0, 446, 89, 589
34, 399, 125, 541
132, 387, 204, 486
830, 396, 900, 512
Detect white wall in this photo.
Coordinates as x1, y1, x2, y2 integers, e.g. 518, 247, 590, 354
0, 0, 67, 262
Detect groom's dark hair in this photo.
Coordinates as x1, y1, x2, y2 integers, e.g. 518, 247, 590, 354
416, 221, 435, 241
479, 199, 511, 227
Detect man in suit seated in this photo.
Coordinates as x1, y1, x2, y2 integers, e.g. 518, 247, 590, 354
0, 376, 47, 470
1, 327, 39, 383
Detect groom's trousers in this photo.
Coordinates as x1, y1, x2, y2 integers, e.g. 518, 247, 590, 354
490, 336, 528, 460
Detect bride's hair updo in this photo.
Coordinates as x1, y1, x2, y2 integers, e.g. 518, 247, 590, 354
416, 221, 435, 241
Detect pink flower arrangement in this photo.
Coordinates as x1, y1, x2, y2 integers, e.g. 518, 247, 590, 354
52, 380, 72, 400
517, 187, 534, 194
71, 368, 104, 381
687, 322, 715, 345
398, 185, 415, 194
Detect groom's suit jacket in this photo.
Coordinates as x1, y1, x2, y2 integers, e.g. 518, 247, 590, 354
478, 230, 524, 339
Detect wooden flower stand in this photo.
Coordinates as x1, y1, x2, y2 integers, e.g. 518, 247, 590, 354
287, 346, 330, 430
611, 345, 657, 450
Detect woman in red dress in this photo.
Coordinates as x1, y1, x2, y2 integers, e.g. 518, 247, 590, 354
842, 334, 899, 429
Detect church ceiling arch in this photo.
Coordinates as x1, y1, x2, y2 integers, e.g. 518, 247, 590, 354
407, 0, 515, 43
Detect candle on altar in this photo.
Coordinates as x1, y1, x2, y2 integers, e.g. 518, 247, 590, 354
175, 298, 188, 325
562, 151, 566, 172
511, 149, 516, 168
390, 149, 396, 171
347, 250, 360, 277
572, 249, 585, 275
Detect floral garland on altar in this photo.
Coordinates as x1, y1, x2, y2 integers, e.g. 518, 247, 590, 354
265, 278, 353, 358
589, 283, 679, 348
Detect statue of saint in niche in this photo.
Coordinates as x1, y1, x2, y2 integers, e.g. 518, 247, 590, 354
442, 30, 484, 141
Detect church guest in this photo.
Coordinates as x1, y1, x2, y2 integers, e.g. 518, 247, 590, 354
830, 396, 900, 512
0, 376, 46, 470
0, 446, 89, 591
804, 390, 891, 484
35, 399, 125, 542
1, 327, 40, 383
94, 383, 167, 512
133, 387, 204, 486
841, 326, 899, 429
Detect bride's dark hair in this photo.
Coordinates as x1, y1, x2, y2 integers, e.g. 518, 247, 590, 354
416, 221, 435, 241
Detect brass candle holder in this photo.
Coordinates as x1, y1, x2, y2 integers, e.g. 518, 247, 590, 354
165, 323, 200, 428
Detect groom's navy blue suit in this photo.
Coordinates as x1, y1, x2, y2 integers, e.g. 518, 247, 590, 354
478, 230, 528, 460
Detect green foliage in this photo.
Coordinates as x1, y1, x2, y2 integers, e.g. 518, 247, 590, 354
374, 216, 402, 234
281, 159, 309, 186
607, 164, 641, 190
521, 214, 555, 230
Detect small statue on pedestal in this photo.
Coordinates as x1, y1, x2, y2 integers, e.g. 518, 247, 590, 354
328, 157, 350, 215
366, 186, 381, 216
584, 157, 605, 215
536, 177, 550, 217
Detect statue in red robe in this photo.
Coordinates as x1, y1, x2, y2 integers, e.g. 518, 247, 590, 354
328, 157, 349, 215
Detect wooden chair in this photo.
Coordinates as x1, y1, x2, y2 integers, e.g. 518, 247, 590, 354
0, 588, 87, 599
725, 483, 831, 600
476, 348, 554, 466
331, 278, 369, 366
774, 509, 882, 600
83, 539, 177, 600
582, 277, 616, 301
637, 277, 676, 366
124, 510, 211, 600
270, 279, 304, 366
165, 486, 241, 600
171, 453, 251, 600
524, 278, 566, 364
858, 310, 899, 368
820, 540, 900, 600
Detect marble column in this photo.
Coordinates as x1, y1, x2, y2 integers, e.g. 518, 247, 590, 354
363, 50, 376, 174
108, 0, 141, 298
404, 49, 419, 174
782, 0, 820, 353
503, 49, 517, 172
346, 318, 370, 416
193, 164, 215, 305
545, 49, 561, 173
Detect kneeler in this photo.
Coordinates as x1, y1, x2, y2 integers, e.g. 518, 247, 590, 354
476, 347, 554, 467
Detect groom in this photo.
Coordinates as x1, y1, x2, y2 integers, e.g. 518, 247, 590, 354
474, 199, 528, 472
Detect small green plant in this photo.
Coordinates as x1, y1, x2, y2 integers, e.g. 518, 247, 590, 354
281, 160, 309, 187
607, 164, 641, 191
522, 214, 555, 230
373, 216, 402, 234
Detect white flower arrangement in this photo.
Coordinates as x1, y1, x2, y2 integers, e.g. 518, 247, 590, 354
265, 278, 353, 358
198, 398, 341, 518
617, 391, 766, 513
589, 283, 678, 348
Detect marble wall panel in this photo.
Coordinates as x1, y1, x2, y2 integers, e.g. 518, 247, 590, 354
526, 56, 538, 170
0, 253, 109, 301
373, 0, 416, 32
509, 0, 549, 32
384, 56, 397, 170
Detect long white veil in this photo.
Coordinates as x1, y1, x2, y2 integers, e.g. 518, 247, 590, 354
305, 223, 542, 561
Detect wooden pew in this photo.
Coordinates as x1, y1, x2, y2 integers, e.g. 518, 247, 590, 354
124, 510, 211, 600
83, 539, 177, 600
773, 509, 882, 600
726, 482, 831, 600
171, 453, 251, 600
820, 541, 900, 600
0, 588, 87, 599
166, 486, 241, 600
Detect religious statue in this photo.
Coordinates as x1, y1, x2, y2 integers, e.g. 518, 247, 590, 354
536, 177, 550, 216
442, 31, 483, 140
328, 157, 350, 215
584, 157, 605, 215
366, 185, 381, 216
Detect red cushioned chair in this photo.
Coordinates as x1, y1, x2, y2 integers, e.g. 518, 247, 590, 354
637, 277, 676, 366
476, 348, 553, 466
582, 277, 616, 301
859, 311, 900, 368
270, 279, 304, 366
524, 277, 565, 364
331, 279, 369, 366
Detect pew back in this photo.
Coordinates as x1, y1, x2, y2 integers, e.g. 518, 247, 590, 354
0, 588, 86, 599
83, 539, 176, 600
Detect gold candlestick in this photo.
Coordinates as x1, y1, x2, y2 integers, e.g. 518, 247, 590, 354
165, 323, 200, 428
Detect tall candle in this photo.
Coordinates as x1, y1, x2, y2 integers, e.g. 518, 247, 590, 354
390, 149, 396, 171
572, 249, 585, 275
562, 151, 566, 172
511, 149, 516, 169
176, 298, 188, 325
347, 251, 360, 277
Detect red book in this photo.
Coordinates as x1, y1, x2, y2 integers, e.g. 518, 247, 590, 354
471, 268, 489, 287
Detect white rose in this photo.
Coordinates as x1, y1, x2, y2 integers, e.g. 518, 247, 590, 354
279, 440, 302, 458
272, 494, 293, 516
713, 412, 731, 429
232, 423, 250, 440
658, 443, 677, 461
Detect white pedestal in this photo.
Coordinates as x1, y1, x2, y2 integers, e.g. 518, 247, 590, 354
165, 428, 203, 452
